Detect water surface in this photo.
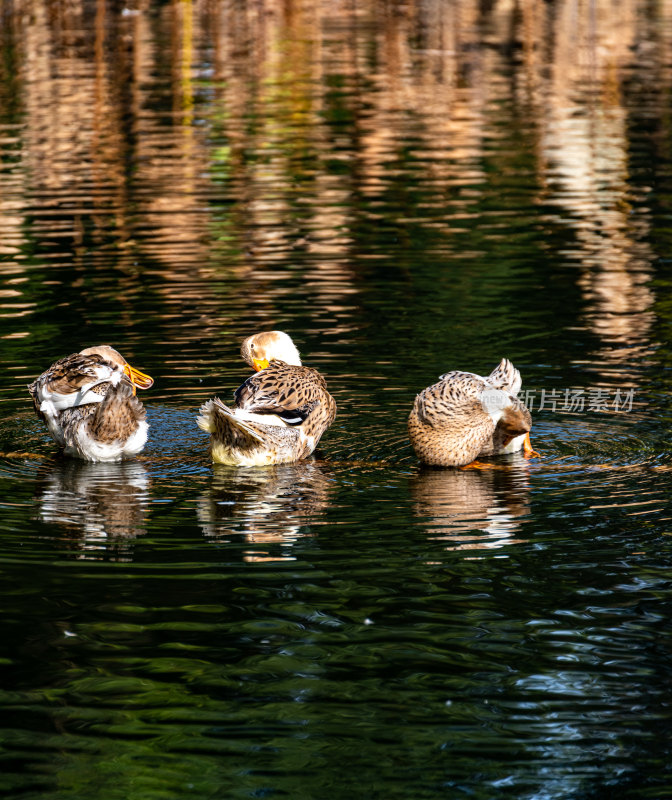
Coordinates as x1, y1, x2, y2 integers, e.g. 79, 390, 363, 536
1, 1, 672, 798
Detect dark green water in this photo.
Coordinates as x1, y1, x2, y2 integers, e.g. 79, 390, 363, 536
1, 1, 672, 798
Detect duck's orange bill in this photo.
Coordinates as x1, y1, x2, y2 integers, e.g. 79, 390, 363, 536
523, 432, 540, 458
124, 363, 154, 391
252, 358, 270, 372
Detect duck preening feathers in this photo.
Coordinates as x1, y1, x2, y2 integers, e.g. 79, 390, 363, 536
28, 345, 153, 462
408, 358, 538, 468
197, 331, 336, 466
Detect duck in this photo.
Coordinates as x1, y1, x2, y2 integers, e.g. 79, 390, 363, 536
197, 331, 337, 466
28, 345, 154, 462
408, 358, 538, 468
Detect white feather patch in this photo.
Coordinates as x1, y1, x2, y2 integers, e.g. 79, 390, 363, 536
64, 419, 148, 462
233, 409, 288, 427
42, 381, 108, 412
480, 388, 512, 424
499, 432, 526, 454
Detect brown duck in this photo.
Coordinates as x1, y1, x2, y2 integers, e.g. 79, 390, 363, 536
197, 331, 337, 466
408, 358, 538, 467
28, 345, 154, 462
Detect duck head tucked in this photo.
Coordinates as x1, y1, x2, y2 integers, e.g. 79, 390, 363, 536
79, 345, 154, 393
240, 331, 302, 372
408, 358, 538, 468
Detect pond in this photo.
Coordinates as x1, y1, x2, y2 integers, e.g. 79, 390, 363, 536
1, 1, 672, 798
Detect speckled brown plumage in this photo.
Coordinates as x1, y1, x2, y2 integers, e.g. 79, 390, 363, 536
76, 381, 146, 442
29, 352, 112, 422
234, 361, 332, 424
408, 358, 535, 467
197, 332, 337, 466
28, 345, 153, 462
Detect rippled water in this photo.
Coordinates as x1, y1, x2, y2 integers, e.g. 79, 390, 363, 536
2, 1, 672, 798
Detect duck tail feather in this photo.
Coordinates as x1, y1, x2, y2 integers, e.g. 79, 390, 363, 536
488, 358, 522, 395
197, 398, 265, 444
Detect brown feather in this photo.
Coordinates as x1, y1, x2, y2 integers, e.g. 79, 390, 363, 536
88, 383, 146, 444
234, 361, 334, 425
28, 352, 121, 402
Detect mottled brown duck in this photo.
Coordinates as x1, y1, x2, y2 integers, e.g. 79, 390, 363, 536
408, 358, 538, 468
28, 345, 154, 462
197, 331, 337, 466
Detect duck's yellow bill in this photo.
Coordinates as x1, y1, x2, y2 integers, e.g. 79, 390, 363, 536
124, 363, 154, 391
252, 358, 270, 372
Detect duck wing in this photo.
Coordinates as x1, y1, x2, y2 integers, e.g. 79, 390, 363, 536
416, 372, 490, 424
233, 361, 336, 427
28, 352, 123, 417
197, 398, 303, 466
197, 398, 266, 444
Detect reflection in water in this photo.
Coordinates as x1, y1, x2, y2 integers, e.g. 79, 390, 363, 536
197, 462, 332, 561
534, 0, 659, 380
3, 2, 672, 798
2, 0, 670, 403
35, 460, 149, 557
411, 463, 531, 549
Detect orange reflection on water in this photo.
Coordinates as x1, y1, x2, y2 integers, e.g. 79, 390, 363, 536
527, 0, 665, 378
3, 0, 672, 373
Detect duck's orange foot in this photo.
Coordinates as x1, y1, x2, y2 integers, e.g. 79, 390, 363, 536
523, 432, 540, 458
459, 460, 503, 471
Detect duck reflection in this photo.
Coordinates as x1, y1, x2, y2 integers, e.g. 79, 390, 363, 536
411, 463, 531, 550
35, 460, 150, 556
197, 462, 332, 562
